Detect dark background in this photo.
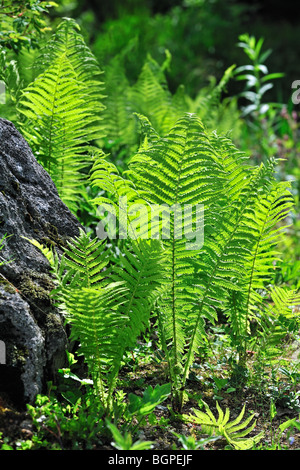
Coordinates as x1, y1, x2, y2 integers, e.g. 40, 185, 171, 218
49, 0, 299, 104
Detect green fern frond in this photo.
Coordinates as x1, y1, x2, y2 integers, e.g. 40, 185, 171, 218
183, 401, 264, 450
61, 237, 166, 411
252, 286, 300, 358
183, 162, 268, 383
127, 113, 227, 407
30, 228, 166, 412
270, 286, 300, 318
34, 18, 105, 115
223, 179, 294, 361
102, 56, 137, 146
63, 284, 129, 405
241, 182, 294, 352
109, 238, 167, 360
18, 19, 105, 213
62, 229, 111, 288
90, 149, 151, 242
129, 54, 179, 136
189, 65, 236, 131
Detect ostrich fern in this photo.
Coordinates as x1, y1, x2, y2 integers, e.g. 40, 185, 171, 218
18, 19, 105, 213
27, 230, 166, 413
90, 112, 295, 411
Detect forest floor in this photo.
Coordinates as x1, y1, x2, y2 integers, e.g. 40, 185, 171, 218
0, 338, 299, 451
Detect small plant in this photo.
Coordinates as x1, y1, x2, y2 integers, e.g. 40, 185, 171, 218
234, 33, 285, 162
235, 33, 284, 119
124, 384, 171, 434
172, 431, 219, 450
182, 401, 264, 450
26, 392, 106, 450
105, 420, 153, 450
256, 401, 300, 450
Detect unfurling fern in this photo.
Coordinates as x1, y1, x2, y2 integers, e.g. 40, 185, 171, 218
18, 19, 105, 213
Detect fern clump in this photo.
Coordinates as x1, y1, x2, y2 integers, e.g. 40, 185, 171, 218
89, 110, 296, 411
27, 229, 166, 414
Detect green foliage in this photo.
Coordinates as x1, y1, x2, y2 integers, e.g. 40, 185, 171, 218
235, 33, 284, 118
29, 229, 166, 413
100, 50, 240, 160
225, 180, 295, 362
172, 430, 218, 450
25, 393, 106, 450
89, 110, 297, 411
127, 384, 171, 423
1, 5, 299, 449
253, 287, 300, 362
105, 420, 153, 450
0, 234, 9, 266
0, 0, 56, 51
18, 19, 105, 212
234, 33, 286, 163
112, 384, 171, 436
183, 401, 264, 450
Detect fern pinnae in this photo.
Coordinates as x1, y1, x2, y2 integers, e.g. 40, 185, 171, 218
182, 163, 267, 388
18, 19, 105, 213
238, 181, 294, 360
127, 113, 228, 408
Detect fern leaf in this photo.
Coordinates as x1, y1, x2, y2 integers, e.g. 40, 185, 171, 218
183, 401, 264, 450
18, 19, 105, 213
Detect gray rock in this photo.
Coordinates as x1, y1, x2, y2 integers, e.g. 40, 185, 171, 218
0, 117, 81, 406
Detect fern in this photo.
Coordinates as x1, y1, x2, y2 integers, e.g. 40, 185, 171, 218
129, 52, 178, 136
27, 229, 166, 413
89, 111, 294, 410
189, 65, 237, 132
64, 284, 128, 408
130, 113, 269, 408
252, 286, 300, 359
99, 50, 240, 156
33, 18, 105, 116
183, 401, 264, 450
126, 113, 228, 408
225, 180, 294, 362
102, 55, 137, 147
18, 19, 105, 213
